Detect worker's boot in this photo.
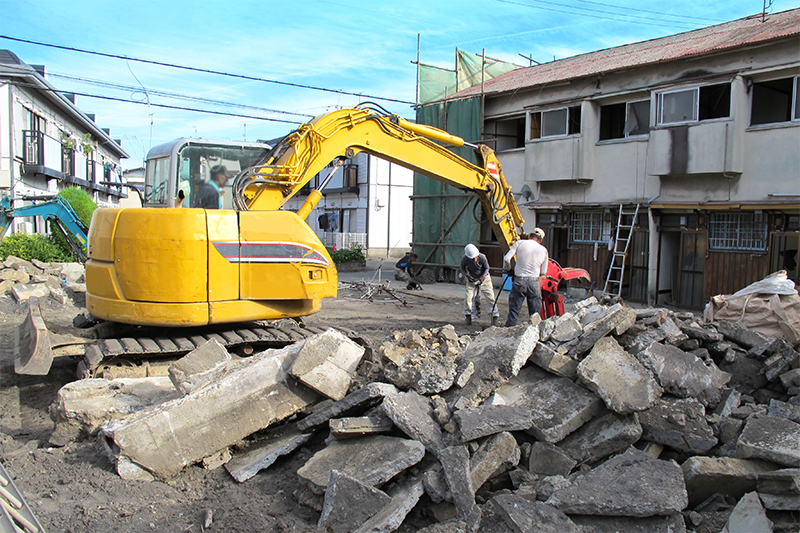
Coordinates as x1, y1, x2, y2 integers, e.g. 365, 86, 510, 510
491, 316, 500, 326
464, 315, 472, 325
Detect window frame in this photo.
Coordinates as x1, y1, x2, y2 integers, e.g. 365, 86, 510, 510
599, 99, 651, 141
529, 106, 581, 140
571, 211, 611, 243
656, 82, 731, 126
750, 75, 800, 126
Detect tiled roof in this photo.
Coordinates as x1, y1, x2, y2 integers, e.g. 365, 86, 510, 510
453, 8, 800, 98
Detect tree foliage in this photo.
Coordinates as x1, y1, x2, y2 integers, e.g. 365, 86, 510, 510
0, 233, 73, 262
329, 243, 366, 265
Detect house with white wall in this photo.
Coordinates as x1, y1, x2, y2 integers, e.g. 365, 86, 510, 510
0, 49, 128, 234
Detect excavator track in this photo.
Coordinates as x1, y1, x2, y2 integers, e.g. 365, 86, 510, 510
76, 322, 366, 379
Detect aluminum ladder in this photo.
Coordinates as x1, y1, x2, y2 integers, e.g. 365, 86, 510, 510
603, 203, 640, 297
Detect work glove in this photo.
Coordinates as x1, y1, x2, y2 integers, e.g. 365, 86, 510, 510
473, 279, 482, 287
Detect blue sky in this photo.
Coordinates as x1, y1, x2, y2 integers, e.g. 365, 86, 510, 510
1, 0, 798, 169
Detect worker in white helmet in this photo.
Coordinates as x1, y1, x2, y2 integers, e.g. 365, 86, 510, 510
460, 243, 500, 326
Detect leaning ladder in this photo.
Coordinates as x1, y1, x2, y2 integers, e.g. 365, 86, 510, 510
603, 203, 640, 297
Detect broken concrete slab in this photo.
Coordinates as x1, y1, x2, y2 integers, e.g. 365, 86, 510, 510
381, 390, 444, 453
618, 326, 666, 355
484, 365, 551, 407
557, 411, 642, 465
492, 494, 582, 533
453, 404, 534, 443
716, 320, 770, 349
681, 456, 778, 507
290, 328, 365, 401
566, 303, 637, 359
519, 377, 604, 443
225, 422, 314, 482
714, 388, 742, 418
577, 337, 662, 415
167, 338, 231, 396
549, 314, 583, 343
758, 493, 800, 511
636, 342, 725, 406
763, 339, 800, 382
721, 492, 773, 533
638, 397, 718, 454
49, 377, 181, 446
767, 399, 800, 423
529, 342, 578, 378
680, 323, 723, 344
546, 447, 688, 517
470, 431, 520, 491
101, 343, 320, 479
443, 323, 539, 410
329, 411, 393, 439
297, 435, 425, 494
318, 469, 392, 533
757, 468, 800, 495
528, 441, 576, 477
354, 476, 425, 533
11, 283, 49, 302
439, 445, 481, 532
569, 514, 686, 533
297, 382, 398, 431
380, 326, 462, 395
735, 416, 800, 467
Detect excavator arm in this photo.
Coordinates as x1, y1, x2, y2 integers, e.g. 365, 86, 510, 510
232, 105, 526, 253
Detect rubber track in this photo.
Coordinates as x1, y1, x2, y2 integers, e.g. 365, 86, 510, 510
79, 324, 331, 379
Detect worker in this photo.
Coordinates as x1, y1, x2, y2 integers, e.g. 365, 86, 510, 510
503, 228, 549, 327
195, 165, 230, 209
461, 244, 500, 326
395, 252, 419, 289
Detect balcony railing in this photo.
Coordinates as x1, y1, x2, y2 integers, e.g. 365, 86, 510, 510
322, 232, 367, 250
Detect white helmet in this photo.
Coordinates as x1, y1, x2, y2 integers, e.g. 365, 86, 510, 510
465, 244, 479, 259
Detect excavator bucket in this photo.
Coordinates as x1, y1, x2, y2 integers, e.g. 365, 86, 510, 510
14, 298, 92, 375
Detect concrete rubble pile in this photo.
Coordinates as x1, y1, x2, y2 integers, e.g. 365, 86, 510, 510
48, 296, 800, 533
0, 255, 86, 305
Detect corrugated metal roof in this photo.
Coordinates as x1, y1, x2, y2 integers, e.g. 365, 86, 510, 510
452, 8, 800, 99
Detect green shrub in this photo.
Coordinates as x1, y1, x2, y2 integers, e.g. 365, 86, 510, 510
0, 233, 74, 263
329, 243, 366, 265
51, 187, 97, 260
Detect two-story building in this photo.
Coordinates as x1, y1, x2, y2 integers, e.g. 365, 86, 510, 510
0, 49, 128, 234
418, 9, 800, 308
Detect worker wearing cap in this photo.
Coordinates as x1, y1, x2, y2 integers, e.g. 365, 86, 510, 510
461, 244, 500, 326
502, 228, 549, 326
195, 165, 230, 209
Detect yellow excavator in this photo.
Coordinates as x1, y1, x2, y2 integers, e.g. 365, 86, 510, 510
15, 104, 570, 377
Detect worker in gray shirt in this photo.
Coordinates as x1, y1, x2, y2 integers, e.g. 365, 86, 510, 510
461, 244, 501, 326
502, 228, 549, 326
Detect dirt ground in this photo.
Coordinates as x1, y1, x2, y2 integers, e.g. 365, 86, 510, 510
0, 261, 524, 533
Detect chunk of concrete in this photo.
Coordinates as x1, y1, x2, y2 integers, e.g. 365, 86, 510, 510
453, 404, 534, 443
529, 343, 578, 378
550, 315, 583, 343
329, 411, 393, 439
619, 326, 666, 355
714, 388, 742, 418
492, 495, 582, 533
290, 328, 365, 401
167, 338, 231, 396
225, 422, 314, 482
50, 377, 180, 446
566, 303, 637, 359
547, 447, 688, 517
758, 493, 800, 511
763, 340, 800, 382
716, 320, 770, 349
636, 342, 724, 406
298, 382, 398, 431
569, 513, 686, 533
381, 390, 444, 453
558, 411, 642, 465
757, 468, 800, 495
721, 492, 773, 533
780, 368, 800, 389
521, 377, 604, 443
439, 445, 481, 532
638, 397, 718, 454
681, 456, 778, 507
11, 283, 49, 302
736, 416, 800, 467
101, 343, 320, 479
767, 399, 800, 424
297, 435, 425, 494
470, 431, 520, 491
354, 476, 425, 533
443, 324, 539, 410
484, 365, 551, 407
528, 441, 576, 477
319, 470, 392, 533
680, 324, 723, 343
577, 337, 662, 415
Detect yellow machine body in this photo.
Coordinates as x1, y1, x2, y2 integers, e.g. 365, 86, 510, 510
86, 207, 336, 326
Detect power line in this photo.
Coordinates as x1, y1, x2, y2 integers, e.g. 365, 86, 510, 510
495, 0, 702, 28
7, 81, 302, 124
0, 34, 416, 106
566, 0, 725, 23
48, 72, 314, 119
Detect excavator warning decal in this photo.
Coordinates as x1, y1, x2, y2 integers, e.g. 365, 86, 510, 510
212, 241, 330, 266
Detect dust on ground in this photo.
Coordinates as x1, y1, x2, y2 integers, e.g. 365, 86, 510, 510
0, 261, 519, 532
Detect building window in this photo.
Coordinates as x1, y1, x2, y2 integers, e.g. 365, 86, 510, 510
656, 83, 731, 125
485, 116, 525, 150
751, 76, 800, 125
530, 106, 581, 139
571, 211, 610, 243
343, 164, 358, 188
709, 213, 768, 251
599, 100, 651, 140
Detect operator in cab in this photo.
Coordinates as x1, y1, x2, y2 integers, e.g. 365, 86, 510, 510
195, 165, 230, 209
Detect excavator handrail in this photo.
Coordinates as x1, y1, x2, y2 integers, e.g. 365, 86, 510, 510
231, 104, 526, 252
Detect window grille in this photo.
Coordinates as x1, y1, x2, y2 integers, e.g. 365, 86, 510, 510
709, 213, 768, 251
572, 212, 610, 243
